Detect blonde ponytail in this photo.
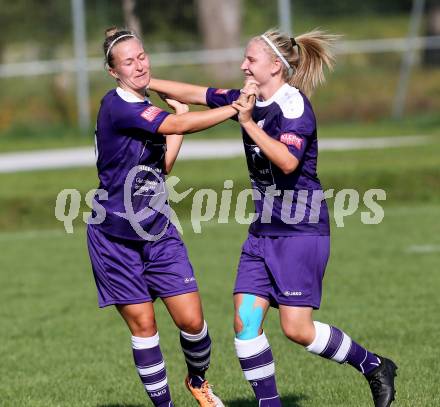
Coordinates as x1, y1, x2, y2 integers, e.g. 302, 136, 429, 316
291, 30, 339, 97
258, 28, 340, 98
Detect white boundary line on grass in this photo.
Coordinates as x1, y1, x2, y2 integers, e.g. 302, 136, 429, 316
406, 245, 440, 254
0, 135, 431, 173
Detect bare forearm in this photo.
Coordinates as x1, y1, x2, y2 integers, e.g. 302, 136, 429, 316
241, 121, 299, 174
158, 105, 237, 135
164, 134, 184, 174
149, 78, 208, 105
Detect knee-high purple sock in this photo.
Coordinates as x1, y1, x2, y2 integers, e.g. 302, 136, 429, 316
132, 333, 174, 407
180, 321, 211, 387
306, 321, 381, 375
235, 333, 281, 407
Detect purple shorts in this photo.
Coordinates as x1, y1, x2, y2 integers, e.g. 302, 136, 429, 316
87, 224, 198, 308
234, 234, 330, 309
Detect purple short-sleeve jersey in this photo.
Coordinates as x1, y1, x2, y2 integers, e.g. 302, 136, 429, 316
93, 87, 171, 240
207, 84, 330, 236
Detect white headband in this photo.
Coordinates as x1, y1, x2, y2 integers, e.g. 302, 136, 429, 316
260, 35, 290, 69
106, 34, 136, 61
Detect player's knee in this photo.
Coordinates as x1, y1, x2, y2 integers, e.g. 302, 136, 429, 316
281, 323, 314, 346
234, 313, 244, 335
178, 316, 204, 335
235, 313, 262, 340
131, 319, 157, 337
235, 295, 264, 340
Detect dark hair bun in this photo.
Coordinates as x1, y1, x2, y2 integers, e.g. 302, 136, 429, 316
105, 26, 119, 39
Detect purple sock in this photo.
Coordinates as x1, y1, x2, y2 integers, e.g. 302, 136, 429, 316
306, 321, 381, 375
235, 333, 281, 407
180, 321, 211, 386
132, 334, 174, 407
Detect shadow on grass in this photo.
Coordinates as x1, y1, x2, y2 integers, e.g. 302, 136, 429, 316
228, 393, 307, 406
97, 405, 145, 407
97, 393, 306, 407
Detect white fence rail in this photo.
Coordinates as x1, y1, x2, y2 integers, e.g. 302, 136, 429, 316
1, 36, 440, 79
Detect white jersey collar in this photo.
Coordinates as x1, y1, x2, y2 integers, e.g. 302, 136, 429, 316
116, 87, 149, 103
256, 83, 297, 107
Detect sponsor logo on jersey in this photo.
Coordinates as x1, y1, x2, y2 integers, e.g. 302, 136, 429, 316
215, 88, 229, 94
138, 165, 162, 174
257, 119, 265, 128
280, 133, 303, 150
141, 106, 163, 122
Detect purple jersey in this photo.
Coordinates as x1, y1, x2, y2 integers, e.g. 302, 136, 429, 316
207, 84, 329, 236
93, 87, 170, 240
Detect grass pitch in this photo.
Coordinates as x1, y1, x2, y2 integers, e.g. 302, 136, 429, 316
0, 205, 439, 406
0, 136, 439, 406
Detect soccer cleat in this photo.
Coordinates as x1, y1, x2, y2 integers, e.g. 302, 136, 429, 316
365, 355, 398, 407
185, 376, 224, 407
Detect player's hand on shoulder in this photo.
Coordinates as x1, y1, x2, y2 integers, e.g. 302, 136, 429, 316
164, 98, 189, 115
156, 91, 189, 115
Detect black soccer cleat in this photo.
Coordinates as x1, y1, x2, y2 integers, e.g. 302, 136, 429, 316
365, 355, 398, 407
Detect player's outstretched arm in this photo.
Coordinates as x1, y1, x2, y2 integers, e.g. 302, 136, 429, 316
158, 104, 237, 135
149, 78, 208, 106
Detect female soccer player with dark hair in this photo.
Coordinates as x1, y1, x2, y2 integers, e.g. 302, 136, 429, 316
149, 28, 397, 407
86, 27, 245, 407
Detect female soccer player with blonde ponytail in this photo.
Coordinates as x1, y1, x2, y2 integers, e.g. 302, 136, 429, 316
149, 28, 397, 407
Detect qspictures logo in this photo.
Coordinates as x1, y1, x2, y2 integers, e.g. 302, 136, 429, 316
54, 166, 386, 240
